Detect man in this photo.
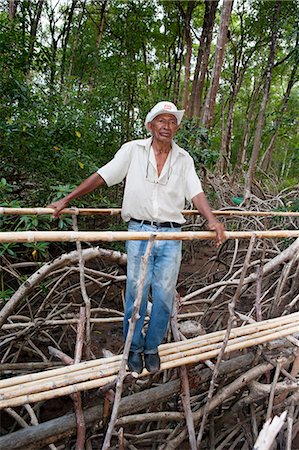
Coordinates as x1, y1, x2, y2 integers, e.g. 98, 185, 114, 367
49, 101, 225, 374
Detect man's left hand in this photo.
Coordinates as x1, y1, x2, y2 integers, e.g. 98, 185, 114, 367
208, 220, 226, 247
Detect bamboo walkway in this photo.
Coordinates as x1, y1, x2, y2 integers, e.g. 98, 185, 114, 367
0, 311, 298, 410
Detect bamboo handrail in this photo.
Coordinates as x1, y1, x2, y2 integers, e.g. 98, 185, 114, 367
1, 207, 299, 217
0, 312, 298, 409
0, 230, 299, 243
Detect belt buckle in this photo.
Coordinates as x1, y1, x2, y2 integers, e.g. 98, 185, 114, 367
155, 221, 161, 227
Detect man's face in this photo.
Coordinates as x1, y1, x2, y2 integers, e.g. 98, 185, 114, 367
148, 113, 179, 144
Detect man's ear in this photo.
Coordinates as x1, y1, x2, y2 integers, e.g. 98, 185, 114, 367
147, 122, 153, 135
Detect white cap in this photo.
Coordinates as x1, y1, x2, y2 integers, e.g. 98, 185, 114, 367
144, 101, 185, 132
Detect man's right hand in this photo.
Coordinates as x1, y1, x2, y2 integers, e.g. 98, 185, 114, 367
47, 173, 105, 218
47, 198, 69, 218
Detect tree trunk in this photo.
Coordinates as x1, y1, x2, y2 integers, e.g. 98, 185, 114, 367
202, 0, 234, 128
259, 50, 298, 171
173, 30, 184, 104
8, 0, 19, 19
96, 0, 108, 49
233, 75, 264, 178
60, 0, 77, 85
26, 0, 44, 81
189, 0, 218, 118
178, 1, 196, 111
67, 1, 86, 79
244, 0, 282, 200
217, 20, 259, 174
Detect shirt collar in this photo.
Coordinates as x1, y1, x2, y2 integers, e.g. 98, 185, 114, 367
138, 137, 184, 166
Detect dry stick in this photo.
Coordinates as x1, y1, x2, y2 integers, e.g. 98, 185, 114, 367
274, 348, 299, 406
73, 307, 86, 450
1, 312, 203, 330
48, 310, 86, 450
1, 207, 299, 217
196, 234, 257, 447
255, 240, 265, 322
253, 411, 287, 450
4, 407, 28, 428
1, 230, 299, 244
101, 234, 156, 450
170, 297, 197, 450
72, 214, 91, 360
286, 400, 295, 450
118, 427, 125, 450
48, 346, 74, 365
266, 359, 282, 422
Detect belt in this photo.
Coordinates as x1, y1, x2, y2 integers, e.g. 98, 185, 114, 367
130, 218, 181, 228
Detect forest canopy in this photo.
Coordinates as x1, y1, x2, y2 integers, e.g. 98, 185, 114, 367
0, 0, 298, 208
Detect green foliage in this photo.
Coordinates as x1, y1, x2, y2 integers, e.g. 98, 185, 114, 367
0, 0, 297, 211
177, 119, 218, 168
0, 288, 14, 302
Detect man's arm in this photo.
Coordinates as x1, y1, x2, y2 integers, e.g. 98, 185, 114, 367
192, 192, 225, 247
48, 172, 105, 218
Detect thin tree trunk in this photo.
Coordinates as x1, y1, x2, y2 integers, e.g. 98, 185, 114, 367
233, 74, 264, 177
244, 0, 282, 200
217, 33, 258, 174
178, 1, 196, 111
26, 0, 44, 81
8, 0, 19, 19
68, 1, 87, 78
190, 0, 219, 118
259, 51, 298, 171
96, 0, 108, 49
60, 0, 77, 85
202, 0, 234, 128
173, 29, 184, 104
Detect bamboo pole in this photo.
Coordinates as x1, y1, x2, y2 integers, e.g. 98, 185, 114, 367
1, 207, 299, 217
0, 230, 299, 244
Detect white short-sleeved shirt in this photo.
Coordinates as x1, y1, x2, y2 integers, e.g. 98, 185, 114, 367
97, 137, 203, 224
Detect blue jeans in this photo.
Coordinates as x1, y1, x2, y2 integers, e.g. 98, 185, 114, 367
124, 220, 182, 354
